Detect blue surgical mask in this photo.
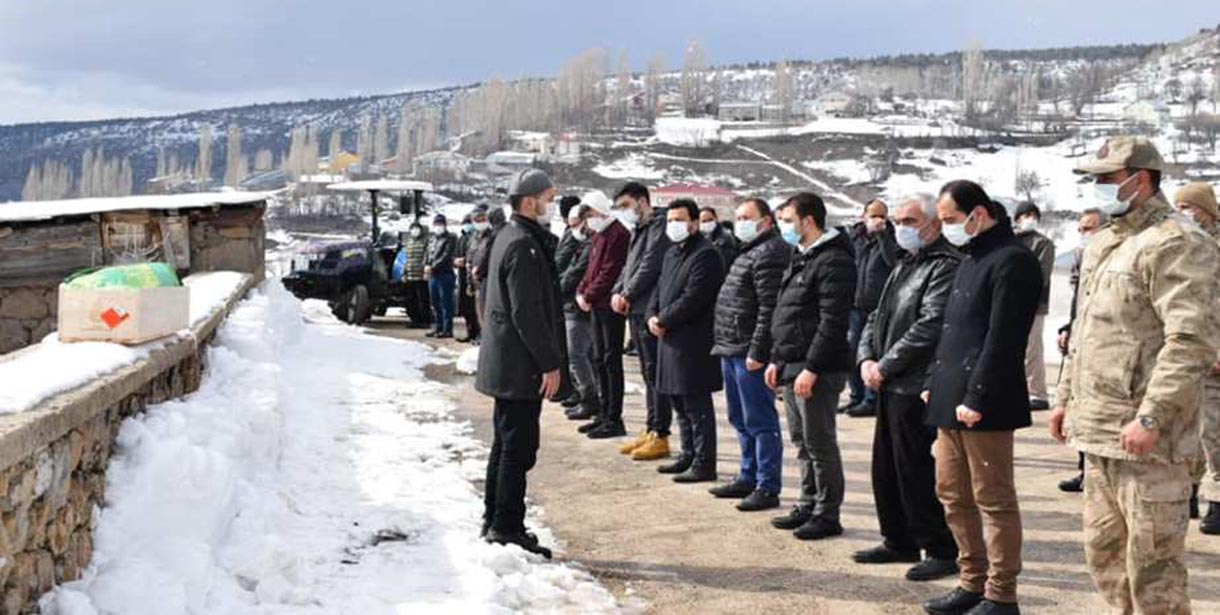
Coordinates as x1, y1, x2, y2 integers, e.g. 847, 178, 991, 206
734, 219, 760, 243
778, 220, 801, 246
895, 224, 926, 252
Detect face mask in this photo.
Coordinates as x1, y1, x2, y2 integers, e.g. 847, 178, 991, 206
942, 211, 975, 247
666, 221, 691, 243
699, 221, 717, 235
411, 227, 423, 238
778, 220, 801, 246
1093, 174, 1140, 217
463, 223, 475, 234
432, 226, 446, 236
895, 224, 926, 252
1017, 218, 1038, 233
572, 227, 586, 241
587, 215, 609, 233
734, 219, 760, 243
614, 208, 639, 229
473, 221, 489, 232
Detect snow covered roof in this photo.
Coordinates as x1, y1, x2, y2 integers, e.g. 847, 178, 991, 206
0, 191, 270, 224
327, 180, 434, 193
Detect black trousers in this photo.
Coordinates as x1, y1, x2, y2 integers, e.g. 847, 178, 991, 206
872, 390, 957, 559
483, 398, 543, 535
668, 393, 716, 470
404, 280, 432, 326
590, 309, 626, 423
457, 270, 480, 338
629, 312, 673, 437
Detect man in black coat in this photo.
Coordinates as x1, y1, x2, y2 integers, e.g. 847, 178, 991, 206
474, 169, 567, 558
920, 180, 1040, 615
557, 199, 598, 419
699, 205, 739, 269
709, 197, 790, 511
765, 192, 856, 542
647, 198, 725, 482
455, 212, 483, 343
425, 214, 458, 338
843, 199, 898, 418
853, 193, 961, 582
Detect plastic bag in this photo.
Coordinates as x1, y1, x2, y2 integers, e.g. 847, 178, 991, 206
63, 263, 182, 290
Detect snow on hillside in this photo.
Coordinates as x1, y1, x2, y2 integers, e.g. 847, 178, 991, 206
41, 282, 624, 615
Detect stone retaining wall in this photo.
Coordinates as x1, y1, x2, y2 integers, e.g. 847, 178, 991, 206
0, 285, 57, 356
0, 274, 254, 614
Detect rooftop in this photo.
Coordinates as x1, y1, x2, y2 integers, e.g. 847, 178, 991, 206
0, 191, 270, 224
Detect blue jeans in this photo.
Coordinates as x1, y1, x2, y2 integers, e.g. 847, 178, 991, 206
847, 307, 876, 406
428, 271, 456, 334
722, 357, 783, 494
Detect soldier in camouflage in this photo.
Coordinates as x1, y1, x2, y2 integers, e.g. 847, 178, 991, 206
1172, 181, 1220, 535
1050, 137, 1220, 614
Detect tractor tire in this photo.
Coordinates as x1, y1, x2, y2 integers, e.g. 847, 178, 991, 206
331, 299, 350, 322
347, 284, 372, 324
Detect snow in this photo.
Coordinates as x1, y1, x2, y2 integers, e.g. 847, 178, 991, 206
40, 281, 624, 615
654, 117, 722, 147
592, 153, 666, 181
0, 192, 270, 224
0, 272, 249, 415
456, 347, 480, 375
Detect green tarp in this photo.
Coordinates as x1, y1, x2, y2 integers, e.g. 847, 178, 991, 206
63, 263, 182, 290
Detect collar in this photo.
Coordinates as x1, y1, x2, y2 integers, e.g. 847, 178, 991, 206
1112, 192, 1172, 236
963, 219, 1015, 256
799, 227, 840, 253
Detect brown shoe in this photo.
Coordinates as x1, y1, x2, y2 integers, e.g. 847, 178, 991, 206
619, 431, 651, 455
631, 433, 671, 461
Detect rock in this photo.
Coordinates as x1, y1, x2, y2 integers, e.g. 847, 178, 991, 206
0, 320, 29, 355
0, 288, 49, 321
27, 318, 54, 344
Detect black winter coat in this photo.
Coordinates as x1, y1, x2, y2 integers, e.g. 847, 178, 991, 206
649, 233, 725, 395
770, 228, 857, 382
559, 234, 592, 314
426, 231, 457, 274
857, 236, 962, 396
925, 222, 1042, 431
705, 224, 739, 270
853, 223, 899, 312
614, 213, 669, 315
711, 227, 790, 362
475, 215, 570, 401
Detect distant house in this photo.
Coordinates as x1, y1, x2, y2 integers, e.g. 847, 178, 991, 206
509, 131, 556, 156
1122, 100, 1171, 126
555, 133, 582, 160
652, 183, 740, 219
321, 151, 361, 174
485, 151, 537, 175
818, 91, 853, 116
718, 102, 762, 122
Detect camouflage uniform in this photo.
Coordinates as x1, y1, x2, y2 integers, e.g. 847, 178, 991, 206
1178, 183, 1220, 504
1058, 138, 1220, 615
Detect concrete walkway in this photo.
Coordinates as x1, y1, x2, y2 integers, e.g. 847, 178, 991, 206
371, 320, 1220, 615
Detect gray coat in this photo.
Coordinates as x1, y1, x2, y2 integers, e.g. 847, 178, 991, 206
1015, 229, 1055, 314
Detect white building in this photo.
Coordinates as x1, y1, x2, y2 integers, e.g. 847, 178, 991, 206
1122, 100, 1171, 126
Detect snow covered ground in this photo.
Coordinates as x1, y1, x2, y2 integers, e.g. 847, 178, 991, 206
41, 282, 624, 615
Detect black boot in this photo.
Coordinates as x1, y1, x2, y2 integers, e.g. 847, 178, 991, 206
963, 600, 1020, 615
851, 544, 920, 564
771, 504, 813, 530
672, 467, 717, 484
923, 587, 984, 615
577, 419, 603, 434
586, 421, 627, 439
1202, 502, 1220, 535
1058, 472, 1084, 493
484, 528, 552, 559
793, 516, 842, 541
708, 477, 755, 499
906, 557, 959, 581
657, 455, 693, 475
568, 407, 598, 421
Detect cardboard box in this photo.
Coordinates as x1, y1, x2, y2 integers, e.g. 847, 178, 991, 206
57, 285, 190, 344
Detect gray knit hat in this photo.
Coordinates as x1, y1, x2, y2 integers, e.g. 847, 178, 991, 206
508, 168, 554, 197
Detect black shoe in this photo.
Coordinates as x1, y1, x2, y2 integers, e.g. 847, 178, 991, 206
657, 456, 693, 475
424, 330, 439, 338
456, 335, 473, 343
793, 516, 843, 541
836, 401, 858, 415
577, 420, 603, 434
1201, 502, 1220, 535
906, 557, 959, 581
436, 331, 453, 339
673, 467, 717, 483
923, 587, 984, 615
1190, 485, 1199, 519
484, 529, 552, 559
1058, 473, 1084, 493
851, 544, 921, 564
587, 422, 627, 439
963, 600, 1020, 615
736, 489, 780, 512
771, 505, 813, 530
845, 401, 876, 418
568, 407, 598, 421
1028, 398, 1050, 411
560, 395, 583, 409
709, 478, 756, 499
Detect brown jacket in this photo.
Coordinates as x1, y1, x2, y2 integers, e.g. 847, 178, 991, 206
1059, 193, 1220, 464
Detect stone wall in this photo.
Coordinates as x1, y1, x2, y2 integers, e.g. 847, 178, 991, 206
0, 274, 252, 614
0, 285, 57, 356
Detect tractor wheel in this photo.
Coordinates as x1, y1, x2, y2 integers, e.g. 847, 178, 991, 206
347, 284, 372, 324
331, 298, 350, 322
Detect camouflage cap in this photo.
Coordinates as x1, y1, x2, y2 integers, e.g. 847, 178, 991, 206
1173, 181, 1219, 220
1074, 136, 1165, 175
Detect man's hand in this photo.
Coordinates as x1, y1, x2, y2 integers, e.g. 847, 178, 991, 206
955, 405, 982, 428
423, 265, 432, 278
765, 364, 779, 390
746, 358, 764, 372
920, 390, 930, 404
454, 257, 466, 268
860, 360, 884, 390
539, 369, 561, 399
1120, 418, 1159, 456
611, 293, 630, 315
1049, 406, 1068, 443
1057, 331, 1070, 356
647, 316, 666, 338
794, 369, 819, 399
576, 294, 592, 313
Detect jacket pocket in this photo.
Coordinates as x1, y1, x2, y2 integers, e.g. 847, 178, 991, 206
1084, 338, 1138, 401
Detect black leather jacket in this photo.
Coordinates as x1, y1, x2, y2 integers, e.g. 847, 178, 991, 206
857, 236, 961, 395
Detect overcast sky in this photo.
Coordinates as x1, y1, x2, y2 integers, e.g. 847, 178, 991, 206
0, 1, 1215, 124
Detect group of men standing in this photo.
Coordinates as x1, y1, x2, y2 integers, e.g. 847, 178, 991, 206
470, 136, 1219, 614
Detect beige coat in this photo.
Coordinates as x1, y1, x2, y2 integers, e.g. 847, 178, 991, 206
1058, 193, 1220, 464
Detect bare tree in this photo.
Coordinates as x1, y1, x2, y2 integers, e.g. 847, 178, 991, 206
961, 41, 985, 120
1165, 77, 1183, 102
774, 59, 794, 125
196, 125, 214, 184
22, 160, 73, 201
1186, 75, 1208, 117
374, 114, 390, 164
224, 125, 245, 187
645, 52, 666, 122
329, 128, 343, 158
681, 41, 708, 117
1016, 169, 1044, 203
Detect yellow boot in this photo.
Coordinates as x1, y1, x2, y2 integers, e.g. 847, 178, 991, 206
619, 431, 651, 455
631, 433, 670, 461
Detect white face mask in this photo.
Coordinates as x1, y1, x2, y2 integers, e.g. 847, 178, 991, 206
1016, 218, 1039, 233
895, 224, 926, 252
473, 220, 489, 232
411, 227, 423, 238
942, 211, 975, 247
666, 221, 692, 243
432, 225, 446, 235
572, 226, 586, 241
699, 221, 717, 235
587, 215, 609, 233
734, 219, 760, 242
613, 208, 639, 229
1093, 174, 1141, 217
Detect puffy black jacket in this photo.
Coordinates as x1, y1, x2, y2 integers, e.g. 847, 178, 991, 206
857, 236, 961, 395
475, 215, 570, 401
711, 227, 790, 362
925, 222, 1042, 431
852, 222, 899, 312
705, 223, 739, 270
614, 213, 670, 315
426, 231, 457, 274
769, 228, 857, 382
